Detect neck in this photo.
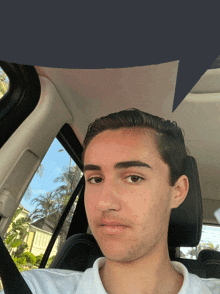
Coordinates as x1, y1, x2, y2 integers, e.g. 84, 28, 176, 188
99, 244, 183, 294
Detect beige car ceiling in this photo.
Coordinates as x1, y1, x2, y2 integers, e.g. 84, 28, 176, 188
36, 62, 220, 225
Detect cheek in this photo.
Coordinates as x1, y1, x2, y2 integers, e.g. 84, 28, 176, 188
124, 190, 150, 223
84, 191, 97, 220
84, 192, 91, 217
127, 186, 170, 225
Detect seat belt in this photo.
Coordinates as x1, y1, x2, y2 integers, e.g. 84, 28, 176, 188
0, 236, 33, 294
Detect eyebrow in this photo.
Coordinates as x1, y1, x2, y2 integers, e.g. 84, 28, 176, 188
83, 160, 152, 173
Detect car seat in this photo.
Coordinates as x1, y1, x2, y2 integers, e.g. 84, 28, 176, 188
197, 249, 220, 278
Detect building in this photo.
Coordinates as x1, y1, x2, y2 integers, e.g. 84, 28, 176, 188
8, 204, 60, 258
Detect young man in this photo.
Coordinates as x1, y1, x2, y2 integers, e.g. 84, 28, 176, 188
1, 109, 220, 293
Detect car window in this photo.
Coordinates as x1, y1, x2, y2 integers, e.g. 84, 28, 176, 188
0, 67, 9, 98
180, 224, 220, 259
0, 137, 82, 291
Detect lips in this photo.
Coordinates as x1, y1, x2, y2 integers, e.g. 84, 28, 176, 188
100, 220, 127, 227
98, 219, 129, 234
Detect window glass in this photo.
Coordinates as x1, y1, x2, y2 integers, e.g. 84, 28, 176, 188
0, 67, 9, 98
180, 224, 220, 259
1, 138, 82, 290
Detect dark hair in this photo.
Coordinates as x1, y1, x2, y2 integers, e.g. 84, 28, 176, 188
82, 108, 187, 186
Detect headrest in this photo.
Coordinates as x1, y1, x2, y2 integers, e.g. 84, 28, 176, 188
168, 155, 203, 247
49, 233, 103, 270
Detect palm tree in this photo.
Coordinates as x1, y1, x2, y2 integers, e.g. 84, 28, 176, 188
30, 191, 61, 221
53, 165, 82, 202
30, 164, 82, 251
25, 164, 45, 200
58, 149, 73, 176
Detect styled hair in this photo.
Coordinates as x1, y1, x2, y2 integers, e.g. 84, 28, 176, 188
82, 108, 187, 186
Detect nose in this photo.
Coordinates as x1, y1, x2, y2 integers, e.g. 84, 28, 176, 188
97, 180, 121, 212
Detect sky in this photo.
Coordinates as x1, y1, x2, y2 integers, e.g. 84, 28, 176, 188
21, 138, 76, 214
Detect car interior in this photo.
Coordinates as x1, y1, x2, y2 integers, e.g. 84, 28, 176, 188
1, 57, 220, 290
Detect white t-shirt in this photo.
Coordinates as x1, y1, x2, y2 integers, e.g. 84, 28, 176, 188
1, 257, 220, 293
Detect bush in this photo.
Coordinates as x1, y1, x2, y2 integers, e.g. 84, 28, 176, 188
35, 254, 43, 266
32, 254, 56, 268
16, 256, 26, 265
21, 252, 36, 265
12, 257, 18, 264
46, 255, 56, 268
12, 257, 25, 272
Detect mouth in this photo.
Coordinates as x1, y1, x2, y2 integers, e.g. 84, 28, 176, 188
101, 220, 127, 226
100, 223, 128, 234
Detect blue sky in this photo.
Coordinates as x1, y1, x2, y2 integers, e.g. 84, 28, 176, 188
21, 138, 76, 214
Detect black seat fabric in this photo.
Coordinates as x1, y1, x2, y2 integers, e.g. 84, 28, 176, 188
50, 233, 103, 271
49, 156, 213, 278
175, 258, 206, 278
197, 249, 220, 278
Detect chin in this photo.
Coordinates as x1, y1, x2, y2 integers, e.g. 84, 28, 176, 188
98, 241, 141, 263
94, 236, 127, 259
104, 251, 142, 263
92, 227, 143, 262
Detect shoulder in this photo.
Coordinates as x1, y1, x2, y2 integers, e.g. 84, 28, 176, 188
187, 274, 220, 293
200, 278, 220, 294
171, 261, 220, 293
18, 268, 84, 294
186, 275, 220, 294
0, 258, 106, 294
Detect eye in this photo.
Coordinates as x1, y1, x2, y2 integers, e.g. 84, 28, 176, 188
86, 177, 103, 185
126, 175, 144, 183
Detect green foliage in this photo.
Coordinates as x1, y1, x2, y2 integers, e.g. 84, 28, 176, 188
21, 252, 36, 265
46, 255, 56, 267
35, 254, 44, 266
14, 243, 29, 258
0, 67, 9, 98
16, 256, 27, 265
12, 257, 18, 263
12, 257, 24, 272
4, 207, 31, 257
34, 254, 55, 268
10, 239, 22, 248
30, 164, 82, 251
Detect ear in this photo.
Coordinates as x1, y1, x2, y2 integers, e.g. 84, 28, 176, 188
170, 175, 189, 209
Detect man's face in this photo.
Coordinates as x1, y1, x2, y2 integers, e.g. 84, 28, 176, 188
83, 128, 179, 263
